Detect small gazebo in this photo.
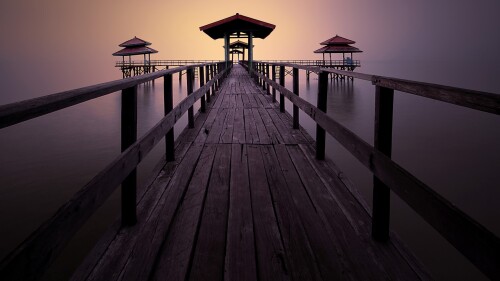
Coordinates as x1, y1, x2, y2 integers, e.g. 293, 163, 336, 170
229, 40, 250, 61
200, 13, 275, 70
113, 36, 158, 65
229, 49, 244, 61
314, 35, 362, 68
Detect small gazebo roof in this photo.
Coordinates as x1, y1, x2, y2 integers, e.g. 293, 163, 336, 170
320, 35, 356, 45
229, 49, 244, 54
200, 13, 275, 39
314, 45, 362, 54
119, 36, 152, 47
229, 40, 249, 48
112, 46, 158, 56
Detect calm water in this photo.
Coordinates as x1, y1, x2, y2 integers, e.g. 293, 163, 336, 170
0, 61, 499, 280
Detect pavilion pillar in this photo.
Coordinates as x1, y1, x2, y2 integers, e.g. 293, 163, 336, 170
248, 32, 254, 74
224, 33, 230, 68
243, 48, 246, 61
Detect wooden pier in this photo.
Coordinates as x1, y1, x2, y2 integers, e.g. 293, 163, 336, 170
71, 65, 429, 281
1, 61, 500, 280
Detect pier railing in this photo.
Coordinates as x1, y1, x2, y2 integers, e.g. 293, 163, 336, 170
262, 59, 361, 67
244, 60, 500, 280
0, 61, 230, 280
115, 59, 221, 67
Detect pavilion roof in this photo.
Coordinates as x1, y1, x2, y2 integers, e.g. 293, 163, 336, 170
320, 35, 356, 45
112, 46, 158, 56
229, 49, 244, 54
200, 13, 275, 40
119, 36, 152, 47
314, 45, 362, 54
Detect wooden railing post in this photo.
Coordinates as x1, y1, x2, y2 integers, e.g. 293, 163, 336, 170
214, 64, 219, 91
293, 67, 299, 129
266, 64, 270, 94
205, 65, 211, 103
199, 66, 206, 113
211, 65, 216, 93
279, 65, 285, 112
316, 71, 328, 160
272, 65, 276, 102
121, 85, 137, 226
164, 73, 175, 162
262, 63, 266, 90
187, 68, 195, 128
372, 85, 394, 242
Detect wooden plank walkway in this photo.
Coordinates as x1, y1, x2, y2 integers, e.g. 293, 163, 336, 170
72, 65, 430, 281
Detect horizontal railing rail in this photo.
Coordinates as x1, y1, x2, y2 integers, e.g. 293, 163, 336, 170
244, 60, 500, 280
0, 61, 229, 280
115, 60, 221, 67
255, 61, 500, 115
263, 59, 361, 67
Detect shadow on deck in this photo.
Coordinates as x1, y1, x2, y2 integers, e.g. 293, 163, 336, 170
72, 65, 429, 281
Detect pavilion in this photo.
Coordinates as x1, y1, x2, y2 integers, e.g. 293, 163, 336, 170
314, 35, 362, 68
113, 36, 158, 66
229, 40, 250, 61
200, 13, 275, 70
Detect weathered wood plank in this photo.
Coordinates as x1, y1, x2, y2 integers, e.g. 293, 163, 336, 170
150, 144, 216, 281
241, 94, 251, 108
251, 108, 271, 144
265, 109, 296, 144
246, 145, 290, 281
284, 144, 390, 280
297, 143, 432, 280
243, 108, 259, 144
274, 108, 314, 144
224, 144, 257, 281
260, 145, 322, 281
71, 141, 194, 281
206, 108, 229, 143
257, 108, 283, 144
273, 144, 357, 280
220, 108, 235, 143
232, 107, 245, 144
81, 142, 204, 281
189, 144, 231, 281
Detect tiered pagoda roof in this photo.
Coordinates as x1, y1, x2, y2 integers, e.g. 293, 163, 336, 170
314, 35, 362, 54
113, 36, 158, 57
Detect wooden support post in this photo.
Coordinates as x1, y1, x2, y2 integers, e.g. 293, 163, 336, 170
272, 65, 276, 102
279, 65, 285, 112
372, 86, 394, 242
179, 70, 182, 81
215, 64, 219, 91
266, 64, 270, 94
262, 64, 266, 90
200, 66, 206, 113
121, 85, 137, 226
164, 73, 175, 162
211, 65, 216, 95
205, 65, 211, 103
316, 71, 328, 160
187, 68, 194, 128
293, 67, 299, 129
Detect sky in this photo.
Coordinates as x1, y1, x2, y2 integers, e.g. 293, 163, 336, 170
0, 0, 500, 97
